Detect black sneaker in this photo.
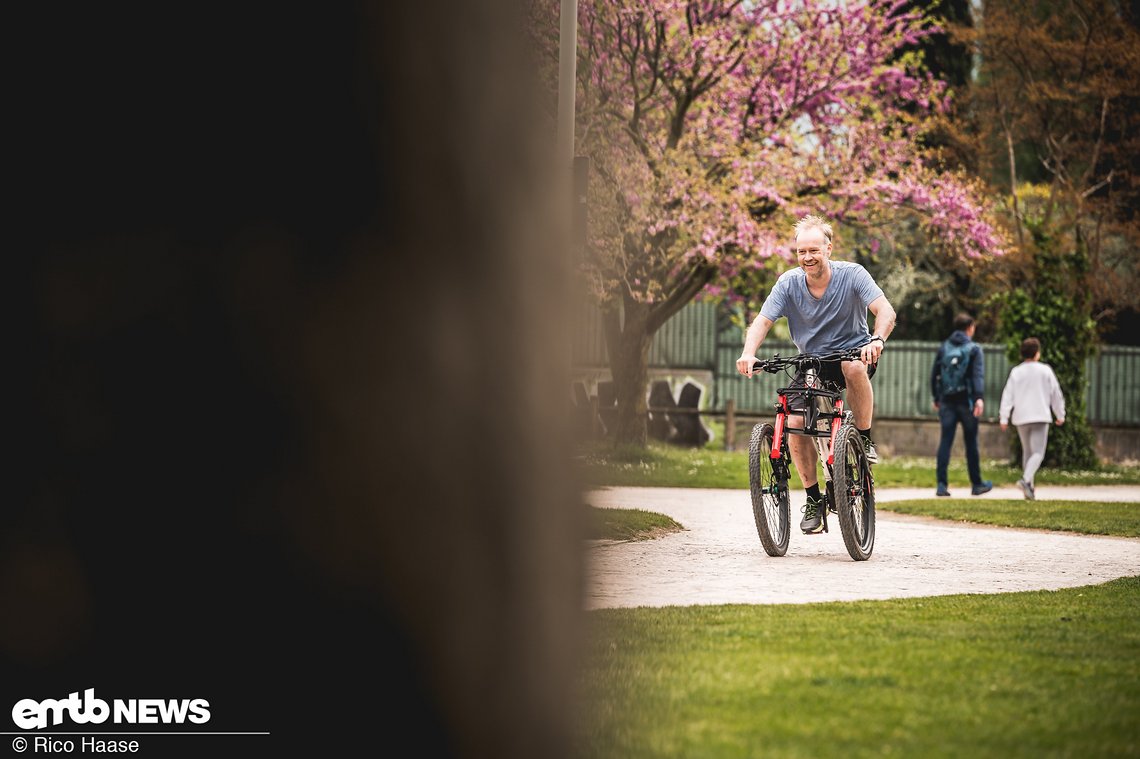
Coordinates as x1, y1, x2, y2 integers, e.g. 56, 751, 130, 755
860, 435, 879, 465
800, 496, 825, 534
936, 484, 951, 497
971, 480, 993, 496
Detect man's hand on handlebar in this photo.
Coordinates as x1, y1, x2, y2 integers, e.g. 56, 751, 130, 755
736, 353, 758, 378
859, 337, 884, 366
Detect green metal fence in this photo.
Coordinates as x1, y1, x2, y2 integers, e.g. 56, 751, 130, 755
572, 301, 719, 369
575, 302, 1140, 426
1088, 345, 1140, 426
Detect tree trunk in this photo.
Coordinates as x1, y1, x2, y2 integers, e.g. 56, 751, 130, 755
602, 298, 653, 446
599, 260, 717, 447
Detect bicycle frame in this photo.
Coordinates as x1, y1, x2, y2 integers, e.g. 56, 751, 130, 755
770, 367, 847, 471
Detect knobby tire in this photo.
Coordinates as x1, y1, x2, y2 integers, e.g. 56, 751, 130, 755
749, 423, 790, 557
830, 421, 876, 560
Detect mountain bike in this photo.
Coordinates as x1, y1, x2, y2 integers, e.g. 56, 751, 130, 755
746, 348, 876, 561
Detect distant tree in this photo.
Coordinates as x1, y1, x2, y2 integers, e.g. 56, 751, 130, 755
953, 0, 1140, 465
956, 0, 1140, 333
854, 0, 989, 342
993, 209, 1100, 469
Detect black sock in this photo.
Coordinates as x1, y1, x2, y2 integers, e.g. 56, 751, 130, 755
857, 426, 873, 441
806, 483, 822, 502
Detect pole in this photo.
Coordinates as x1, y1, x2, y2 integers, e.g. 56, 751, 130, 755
557, 0, 578, 170
558, 0, 580, 388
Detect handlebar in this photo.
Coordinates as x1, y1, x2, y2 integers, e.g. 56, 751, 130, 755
751, 346, 866, 374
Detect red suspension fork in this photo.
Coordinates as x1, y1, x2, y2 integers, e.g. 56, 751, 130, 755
771, 395, 788, 460
826, 398, 844, 466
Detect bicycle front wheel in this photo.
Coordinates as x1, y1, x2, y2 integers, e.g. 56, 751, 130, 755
749, 423, 790, 556
831, 422, 876, 561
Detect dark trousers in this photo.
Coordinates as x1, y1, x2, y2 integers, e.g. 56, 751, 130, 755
936, 399, 983, 487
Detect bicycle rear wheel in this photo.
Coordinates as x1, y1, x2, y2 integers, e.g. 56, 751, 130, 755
749, 423, 790, 556
831, 422, 875, 561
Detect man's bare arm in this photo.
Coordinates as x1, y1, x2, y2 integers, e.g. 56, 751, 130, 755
736, 314, 776, 377
859, 295, 896, 365
868, 295, 896, 342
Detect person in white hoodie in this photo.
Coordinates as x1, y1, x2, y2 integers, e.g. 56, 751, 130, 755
999, 337, 1066, 500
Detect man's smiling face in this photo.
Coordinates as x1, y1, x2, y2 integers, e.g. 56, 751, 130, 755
793, 227, 832, 276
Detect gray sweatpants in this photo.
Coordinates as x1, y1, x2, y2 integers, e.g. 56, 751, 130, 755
1016, 422, 1051, 487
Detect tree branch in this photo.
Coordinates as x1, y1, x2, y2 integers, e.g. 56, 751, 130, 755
647, 260, 718, 334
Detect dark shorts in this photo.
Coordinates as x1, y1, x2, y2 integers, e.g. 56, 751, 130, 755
785, 359, 877, 412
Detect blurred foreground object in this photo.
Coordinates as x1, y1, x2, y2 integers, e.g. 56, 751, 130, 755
10, 2, 584, 756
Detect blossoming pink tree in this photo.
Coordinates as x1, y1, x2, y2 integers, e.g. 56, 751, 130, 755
572, 0, 1007, 445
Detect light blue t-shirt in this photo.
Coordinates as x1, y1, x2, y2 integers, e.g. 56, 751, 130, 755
759, 261, 884, 354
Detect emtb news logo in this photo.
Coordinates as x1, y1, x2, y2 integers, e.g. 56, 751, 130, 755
11, 689, 210, 730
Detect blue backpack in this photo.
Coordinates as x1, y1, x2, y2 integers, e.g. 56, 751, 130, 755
939, 340, 974, 397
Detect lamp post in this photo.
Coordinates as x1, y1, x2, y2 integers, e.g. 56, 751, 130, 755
557, 0, 577, 171
558, 0, 587, 249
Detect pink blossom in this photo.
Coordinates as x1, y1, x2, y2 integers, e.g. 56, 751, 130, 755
569, 0, 1004, 301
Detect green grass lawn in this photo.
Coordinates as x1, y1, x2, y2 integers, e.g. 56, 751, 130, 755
588, 507, 684, 541
576, 440, 1140, 490
578, 465, 1140, 757
881, 498, 1140, 537
575, 578, 1140, 758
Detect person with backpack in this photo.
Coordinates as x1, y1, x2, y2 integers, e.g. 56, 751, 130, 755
999, 337, 1066, 500
931, 313, 993, 497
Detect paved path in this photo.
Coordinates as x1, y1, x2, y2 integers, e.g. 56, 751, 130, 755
584, 485, 1140, 610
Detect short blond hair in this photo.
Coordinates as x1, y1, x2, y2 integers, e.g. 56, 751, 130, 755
793, 214, 833, 242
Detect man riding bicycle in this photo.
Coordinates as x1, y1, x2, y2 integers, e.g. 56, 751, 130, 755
736, 214, 896, 534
